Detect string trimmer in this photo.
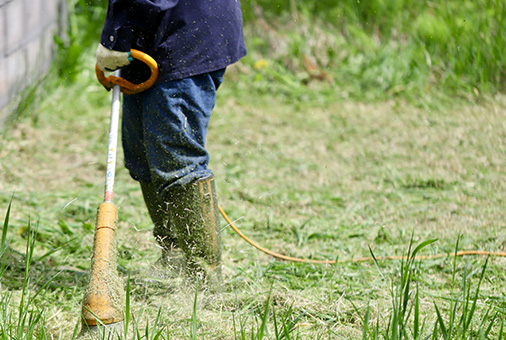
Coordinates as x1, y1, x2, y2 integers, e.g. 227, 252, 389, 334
80, 50, 158, 335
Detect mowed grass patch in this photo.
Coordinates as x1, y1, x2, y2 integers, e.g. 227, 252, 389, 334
211, 89, 506, 260
1, 69, 506, 337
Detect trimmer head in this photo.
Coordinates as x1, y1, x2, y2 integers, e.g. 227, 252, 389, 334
79, 320, 125, 339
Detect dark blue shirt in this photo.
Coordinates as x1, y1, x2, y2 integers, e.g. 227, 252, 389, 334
100, 0, 247, 84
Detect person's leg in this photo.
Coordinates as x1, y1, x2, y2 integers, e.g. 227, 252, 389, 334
141, 71, 225, 194
141, 69, 226, 285
122, 92, 180, 260
122, 93, 151, 183
166, 175, 222, 286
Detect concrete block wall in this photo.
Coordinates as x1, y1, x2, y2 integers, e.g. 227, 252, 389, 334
0, 0, 62, 126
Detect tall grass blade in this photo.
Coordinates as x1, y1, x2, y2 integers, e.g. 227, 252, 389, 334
483, 311, 496, 338
152, 308, 164, 340
456, 263, 470, 334
391, 290, 399, 340
499, 319, 504, 340
272, 305, 280, 340
28, 269, 60, 306
70, 322, 81, 340
124, 274, 131, 340
256, 288, 272, 340
145, 318, 150, 340
0, 201, 12, 279
451, 237, 461, 285
191, 281, 199, 340
478, 308, 490, 332
463, 257, 489, 335
0, 201, 10, 256
281, 306, 300, 340
434, 302, 448, 340
400, 268, 412, 337
410, 239, 438, 260
349, 299, 369, 339
367, 245, 388, 284
431, 321, 438, 340
16, 219, 37, 339
414, 283, 420, 340
448, 238, 463, 336
362, 302, 370, 340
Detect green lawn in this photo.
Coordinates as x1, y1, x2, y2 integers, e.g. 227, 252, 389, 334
2, 1, 505, 337
1, 54, 506, 338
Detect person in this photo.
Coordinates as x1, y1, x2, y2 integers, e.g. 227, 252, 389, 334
95, 0, 247, 287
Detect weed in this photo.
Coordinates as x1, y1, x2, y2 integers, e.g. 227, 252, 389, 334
355, 240, 505, 339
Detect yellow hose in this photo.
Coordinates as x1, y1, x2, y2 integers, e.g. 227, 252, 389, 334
218, 205, 506, 264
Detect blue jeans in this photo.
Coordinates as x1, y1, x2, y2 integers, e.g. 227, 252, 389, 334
122, 69, 225, 196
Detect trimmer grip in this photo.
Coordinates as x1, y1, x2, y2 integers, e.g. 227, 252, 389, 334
96, 49, 159, 95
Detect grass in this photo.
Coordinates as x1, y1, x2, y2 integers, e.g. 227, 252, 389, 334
1, 51, 506, 337
1, 1, 506, 337
239, 0, 506, 105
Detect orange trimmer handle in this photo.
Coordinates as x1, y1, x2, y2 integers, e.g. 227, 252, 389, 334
95, 49, 159, 95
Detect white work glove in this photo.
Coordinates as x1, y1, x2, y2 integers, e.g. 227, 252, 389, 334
96, 43, 133, 72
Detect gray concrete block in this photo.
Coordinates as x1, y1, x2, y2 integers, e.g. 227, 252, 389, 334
0, 59, 8, 107
43, 0, 59, 26
5, 0, 23, 55
0, 7, 5, 56
25, 0, 44, 39
26, 36, 41, 80
0, 0, 13, 8
46, 25, 56, 57
25, 32, 53, 80
6, 47, 27, 94
0, 0, 62, 115
40, 26, 55, 73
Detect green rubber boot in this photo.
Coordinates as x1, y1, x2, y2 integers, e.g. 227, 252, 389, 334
140, 182, 184, 275
166, 175, 223, 289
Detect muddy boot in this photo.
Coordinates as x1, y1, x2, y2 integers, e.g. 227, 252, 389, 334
140, 182, 184, 275
166, 175, 222, 290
